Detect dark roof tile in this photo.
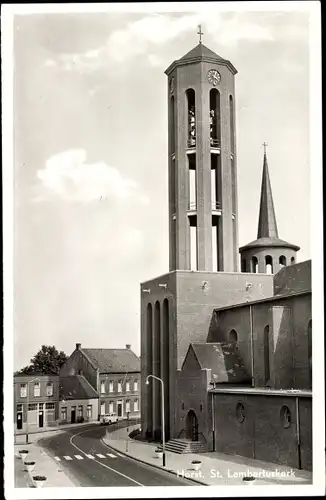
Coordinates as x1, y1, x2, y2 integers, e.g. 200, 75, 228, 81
82, 348, 140, 373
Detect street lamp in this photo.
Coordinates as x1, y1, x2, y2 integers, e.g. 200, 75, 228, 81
26, 378, 40, 444
146, 374, 165, 467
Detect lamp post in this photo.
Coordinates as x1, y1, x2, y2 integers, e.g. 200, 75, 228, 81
26, 377, 40, 444
146, 374, 165, 467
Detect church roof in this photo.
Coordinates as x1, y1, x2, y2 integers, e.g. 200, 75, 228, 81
82, 348, 140, 374
59, 375, 98, 400
165, 43, 237, 76
257, 152, 279, 240
239, 236, 300, 252
240, 151, 300, 253
180, 43, 225, 62
189, 342, 251, 384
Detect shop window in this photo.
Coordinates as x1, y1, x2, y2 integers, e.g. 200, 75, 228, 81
28, 403, 37, 411
45, 402, 55, 409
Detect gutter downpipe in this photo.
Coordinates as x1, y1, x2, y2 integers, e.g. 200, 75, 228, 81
296, 396, 302, 469
249, 305, 255, 387
212, 384, 215, 452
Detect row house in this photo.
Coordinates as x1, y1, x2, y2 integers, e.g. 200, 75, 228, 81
60, 343, 141, 421
14, 372, 59, 433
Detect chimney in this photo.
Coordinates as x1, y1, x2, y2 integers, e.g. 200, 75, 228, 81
76, 343, 81, 350
126, 344, 131, 350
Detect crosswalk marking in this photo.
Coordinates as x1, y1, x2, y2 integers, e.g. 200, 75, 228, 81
63, 456, 72, 461
54, 457, 61, 461
85, 454, 95, 459
96, 453, 106, 459
74, 455, 84, 460
107, 453, 117, 458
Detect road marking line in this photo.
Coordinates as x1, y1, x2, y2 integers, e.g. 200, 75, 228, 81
107, 453, 117, 458
85, 454, 95, 459
74, 455, 84, 460
54, 457, 61, 461
116, 453, 124, 457
70, 429, 144, 487
63, 456, 72, 460
96, 453, 106, 458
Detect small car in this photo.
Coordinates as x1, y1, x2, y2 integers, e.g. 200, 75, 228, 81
100, 413, 119, 425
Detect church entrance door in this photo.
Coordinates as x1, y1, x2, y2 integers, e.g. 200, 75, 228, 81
186, 410, 198, 441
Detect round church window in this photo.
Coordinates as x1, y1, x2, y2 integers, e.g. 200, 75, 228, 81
236, 403, 245, 423
280, 406, 292, 428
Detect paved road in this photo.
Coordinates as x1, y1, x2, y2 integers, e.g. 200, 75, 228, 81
39, 422, 198, 487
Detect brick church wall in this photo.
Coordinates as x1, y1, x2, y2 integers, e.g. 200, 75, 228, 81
213, 392, 312, 470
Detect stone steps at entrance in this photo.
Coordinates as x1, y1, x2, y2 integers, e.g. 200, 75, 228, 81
165, 438, 208, 454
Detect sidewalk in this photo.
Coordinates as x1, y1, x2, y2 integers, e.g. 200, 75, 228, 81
102, 425, 312, 486
14, 439, 78, 488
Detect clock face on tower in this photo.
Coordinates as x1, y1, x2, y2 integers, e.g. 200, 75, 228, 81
207, 69, 221, 86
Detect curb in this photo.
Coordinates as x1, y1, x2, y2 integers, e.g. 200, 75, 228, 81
14, 421, 100, 438
100, 436, 208, 486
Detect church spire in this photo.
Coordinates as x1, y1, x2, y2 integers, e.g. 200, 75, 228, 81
257, 146, 279, 239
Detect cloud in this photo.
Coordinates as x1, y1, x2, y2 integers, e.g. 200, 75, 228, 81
50, 12, 274, 74
44, 58, 57, 67
36, 149, 142, 203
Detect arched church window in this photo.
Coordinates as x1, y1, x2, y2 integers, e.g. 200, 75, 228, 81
279, 255, 286, 267
229, 329, 238, 346
265, 255, 273, 274
209, 89, 221, 148
291, 257, 296, 265
251, 256, 258, 273
264, 325, 270, 384
229, 95, 234, 153
236, 403, 245, 423
308, 319, 312, 386
186, 89, 196, 148
170, 96, 175, 154
280, 406, 292, 428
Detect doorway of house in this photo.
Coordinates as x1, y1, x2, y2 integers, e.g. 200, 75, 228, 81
17, 411, 23, 430
186, 409, 198, 441
117, 401, 122, 417
71, 407, 76, 424
38, 410, 44, 428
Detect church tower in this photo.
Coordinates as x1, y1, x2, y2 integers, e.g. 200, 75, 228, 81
165, 35, 239, 272
141, 33, 275, 445
239, 146, 300, 273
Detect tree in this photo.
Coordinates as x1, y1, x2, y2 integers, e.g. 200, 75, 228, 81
15, 345, 68, 375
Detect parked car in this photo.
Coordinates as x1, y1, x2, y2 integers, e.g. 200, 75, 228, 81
100, 413, 119, 425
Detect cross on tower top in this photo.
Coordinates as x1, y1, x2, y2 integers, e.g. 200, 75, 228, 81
197, 24, 204, 44
262, 142, 268, 154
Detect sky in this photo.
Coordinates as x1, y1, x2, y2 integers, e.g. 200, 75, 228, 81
12, 4, 314, 370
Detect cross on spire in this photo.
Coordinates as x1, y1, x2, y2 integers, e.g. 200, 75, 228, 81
262, 141, 268, 155
197, 24, 204, 44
